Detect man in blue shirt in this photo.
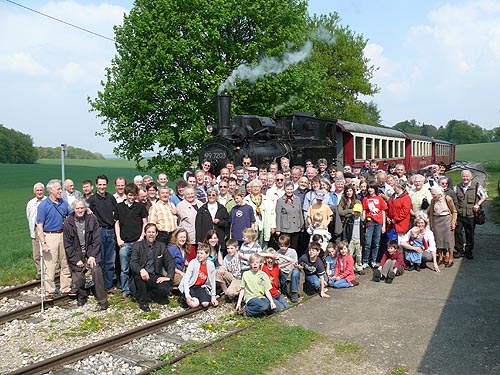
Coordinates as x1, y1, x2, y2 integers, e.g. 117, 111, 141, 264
36, 179, 72, 300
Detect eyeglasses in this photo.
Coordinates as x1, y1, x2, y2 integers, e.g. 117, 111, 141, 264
208, 193, 217, 197
243, 162, 251, 165
276, 178, 284, 181
219, 185, 228, 188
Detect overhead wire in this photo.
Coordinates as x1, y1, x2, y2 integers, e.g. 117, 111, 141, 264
3, 0, 116, 42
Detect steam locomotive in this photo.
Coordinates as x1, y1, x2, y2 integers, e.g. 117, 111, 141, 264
199, 96, 455, 174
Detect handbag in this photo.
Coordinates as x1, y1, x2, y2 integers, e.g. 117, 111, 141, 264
421, 197, 429, 210
474, 206, 486, 225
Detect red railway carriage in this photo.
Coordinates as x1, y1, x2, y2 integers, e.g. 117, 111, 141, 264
336, 120, 406, 169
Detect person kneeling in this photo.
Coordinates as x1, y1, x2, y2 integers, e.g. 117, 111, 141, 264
130, 223, 176, 312
179, 244, 219, 309
236, 253, 276, 317
373, 240, 404, 283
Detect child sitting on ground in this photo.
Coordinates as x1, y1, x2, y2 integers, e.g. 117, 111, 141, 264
260, 249, 290, 311
239, 227, 262, 273
179, 244, 219, 309
373, 240, 404, 283
296, 242, 330, 298
332, 240, 359, 288
325, 242, 339, 288
216, 239, 242, 300
235, 253, 276, 317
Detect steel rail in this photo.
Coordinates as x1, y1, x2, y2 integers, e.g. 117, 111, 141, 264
6, 304, 206, 375
0, 295, 70, 325
0, 280, 40, 299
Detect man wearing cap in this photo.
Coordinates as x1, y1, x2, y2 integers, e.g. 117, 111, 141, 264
36, 179, 73, 300
247, 166, 259, 182
342, 203, 366, 274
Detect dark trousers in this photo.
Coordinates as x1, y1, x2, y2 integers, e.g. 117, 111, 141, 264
455, 216, 475, 253
133, 273, 171, 305
72, 265, 107, 306
157, 231, 171, 246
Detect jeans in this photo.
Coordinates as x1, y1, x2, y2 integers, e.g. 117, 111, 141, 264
100, 228, 116, 290
333, 278, 352, 288
245, 297, 272, 317
119, 242, 133, 295
272, 294, 290, 312
305, 274, 321, 291
363, 221, 382, 264
279, 269, 300, 293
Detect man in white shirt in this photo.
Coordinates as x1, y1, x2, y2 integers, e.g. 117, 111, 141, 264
26, 182, 46, 278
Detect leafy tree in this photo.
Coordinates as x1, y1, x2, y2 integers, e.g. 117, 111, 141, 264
90, 0, 377, 175
0, 125, 37, 164
393, 119, 422, 135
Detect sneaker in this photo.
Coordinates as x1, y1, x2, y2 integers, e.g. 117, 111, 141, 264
139, 303, 151, 312
372, 269, 381, 282
362, 263, 369, 269
350, 280, 359, 287
415, 264, 421, 272
385, 271, 395, 284
371, 262, 379, 269
291, 292, 299, 303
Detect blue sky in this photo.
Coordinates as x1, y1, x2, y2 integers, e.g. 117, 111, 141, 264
1, 0, 499, 155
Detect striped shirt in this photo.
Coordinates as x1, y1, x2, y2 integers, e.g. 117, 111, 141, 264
148, 200, 178, 232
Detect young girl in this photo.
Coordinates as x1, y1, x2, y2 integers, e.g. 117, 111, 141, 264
167, 228, 189, 286
203, 230, 223, 268
333, 241, 359, 288
362, 182, 387, 269
325, 242, 339, 287
179, 244, 219, 309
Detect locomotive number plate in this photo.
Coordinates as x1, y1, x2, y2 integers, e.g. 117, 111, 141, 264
203, 151, 226, 159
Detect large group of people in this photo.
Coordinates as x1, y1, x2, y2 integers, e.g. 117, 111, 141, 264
26, 157, 487, 316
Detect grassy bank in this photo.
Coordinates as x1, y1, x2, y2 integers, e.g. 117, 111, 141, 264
0, 159, 146, 284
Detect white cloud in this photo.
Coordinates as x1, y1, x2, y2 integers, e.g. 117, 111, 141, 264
370, 0, 500, 128
0, 52, 48, 75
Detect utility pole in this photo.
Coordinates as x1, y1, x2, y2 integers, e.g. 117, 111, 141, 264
61, 144, 67, 183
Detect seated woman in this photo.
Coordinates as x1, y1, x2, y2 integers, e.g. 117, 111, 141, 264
179, 244, 219, 309
167, 228, 189, 286
400, 212, 440, 272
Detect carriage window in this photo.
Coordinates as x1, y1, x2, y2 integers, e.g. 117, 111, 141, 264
388, 140, 393, 158
355, 137, 363, 160
366, 137, 373, 159
374, 138, 380, 159
400, 141, 404, 157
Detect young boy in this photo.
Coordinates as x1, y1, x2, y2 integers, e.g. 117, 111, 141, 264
260, 249, 290, 311
230, 191, 255, 244
342, 203, 366, 275
179, 244, 219, 309
276, 234, 300, 302
236, 253, 276, 317
239, 228, 262, 273
373, 240, 405, 284
216, 239, 243, 300
296, 242, 330, 299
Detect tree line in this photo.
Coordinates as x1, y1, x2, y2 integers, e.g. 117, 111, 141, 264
393, 119, 500, 144
36, 146, 105, 160
0, 124, 104, 164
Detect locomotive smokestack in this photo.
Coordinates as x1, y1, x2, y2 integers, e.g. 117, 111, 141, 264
218, 95, 232, 139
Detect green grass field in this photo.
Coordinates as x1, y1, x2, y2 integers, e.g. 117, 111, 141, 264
455, 142, 500, 163
0, 159, 147, 284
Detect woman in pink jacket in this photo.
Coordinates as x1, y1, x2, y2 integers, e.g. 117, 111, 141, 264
333, 241, 359, 288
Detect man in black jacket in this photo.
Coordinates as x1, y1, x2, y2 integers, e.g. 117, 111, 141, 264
63, 198, 108, 309
130, 223, 176, 312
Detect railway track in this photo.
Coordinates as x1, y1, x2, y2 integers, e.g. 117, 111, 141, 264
4, 298, 250, 375
0, 278, 70, 324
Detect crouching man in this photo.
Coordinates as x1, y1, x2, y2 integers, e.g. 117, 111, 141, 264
63, 198, 108, 310
129, 223, 175, 312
